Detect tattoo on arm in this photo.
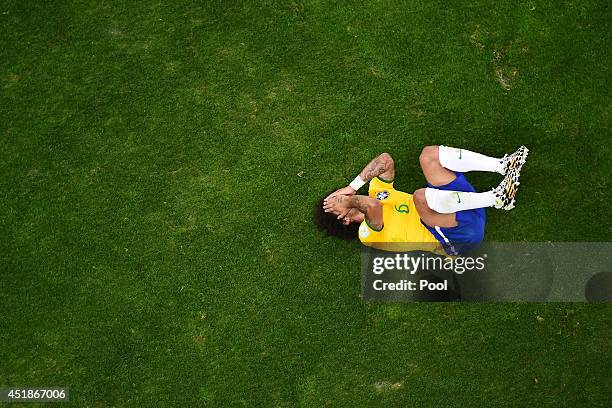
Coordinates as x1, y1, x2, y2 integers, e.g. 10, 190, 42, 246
359, 154, 390, 182
347, 195, 384, 229
350, 195, 370, 214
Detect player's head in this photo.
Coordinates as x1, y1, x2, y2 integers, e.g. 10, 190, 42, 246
314, 192, 362, 240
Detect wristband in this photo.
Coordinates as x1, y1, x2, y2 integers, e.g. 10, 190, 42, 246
349, 175, 366, 191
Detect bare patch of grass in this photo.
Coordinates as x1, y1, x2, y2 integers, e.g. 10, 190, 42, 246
469, 25, 486, 49
492, 43, 519, 90
373, 381, 403, 392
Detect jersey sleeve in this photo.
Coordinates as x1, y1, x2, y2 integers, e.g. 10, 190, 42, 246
358, 220, 384, 242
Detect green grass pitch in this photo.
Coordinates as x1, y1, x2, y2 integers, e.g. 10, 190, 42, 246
1, 1, 610, 406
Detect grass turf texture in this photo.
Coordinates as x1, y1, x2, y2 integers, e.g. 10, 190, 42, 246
1, 0, 611, 406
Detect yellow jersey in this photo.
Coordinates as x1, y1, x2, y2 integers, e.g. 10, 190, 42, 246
358, 177, 445, 254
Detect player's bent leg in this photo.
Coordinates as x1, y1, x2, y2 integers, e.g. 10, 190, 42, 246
423, 168, 522, 213
419, 146, 457, 187
413, 188, 458, 228
438, 145, 529, 175
424, 187, 495, 214
438, 146, 504, 174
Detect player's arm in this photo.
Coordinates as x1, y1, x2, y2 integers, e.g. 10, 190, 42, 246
326, 153, 395, 199
358, 152, 395, 183
323, 194, 383, 230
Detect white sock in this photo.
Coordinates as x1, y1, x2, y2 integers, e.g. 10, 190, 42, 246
439, 145, 504, 174
425, 188, 496, 214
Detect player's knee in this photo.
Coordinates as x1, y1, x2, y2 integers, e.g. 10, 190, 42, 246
419, 146, 439, 166
413, 188, 428, 209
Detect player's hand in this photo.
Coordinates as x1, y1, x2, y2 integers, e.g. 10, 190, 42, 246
325, 186, 356, 201
323, 194, 351, 220
341, 208, 360, 225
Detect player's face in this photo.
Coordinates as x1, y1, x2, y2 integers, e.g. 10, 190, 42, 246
342, 209, 365, 225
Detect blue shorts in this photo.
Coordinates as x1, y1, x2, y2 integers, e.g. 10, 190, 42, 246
423, 173, 486, 255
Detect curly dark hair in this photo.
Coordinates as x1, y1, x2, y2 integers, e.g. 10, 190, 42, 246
314, 192, 359, 240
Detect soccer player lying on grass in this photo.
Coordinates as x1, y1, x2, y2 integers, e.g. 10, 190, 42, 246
316, 145, 528, 255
